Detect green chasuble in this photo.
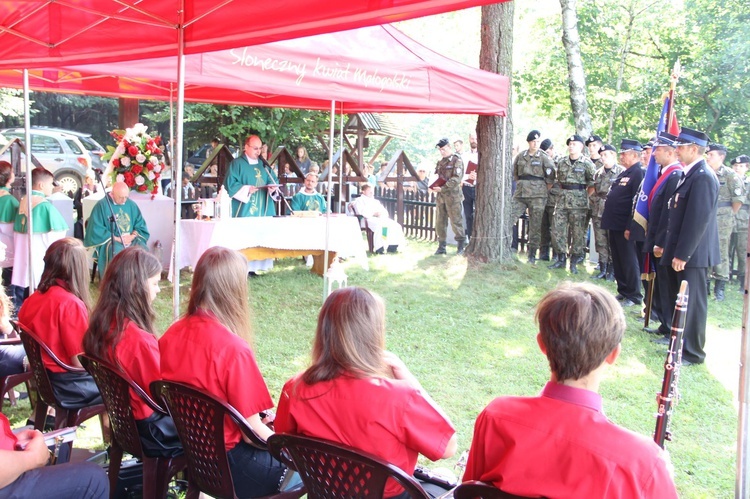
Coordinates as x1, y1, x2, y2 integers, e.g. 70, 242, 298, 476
224, 155, 278, 217
84, 196, 150, 278
0, 188, 19, 223
14, 191, 68, 234
290, 190, 326, 213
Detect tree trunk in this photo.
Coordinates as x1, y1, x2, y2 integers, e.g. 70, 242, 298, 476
467, 1, 514, 263
560, 0, 592, 137
118, 98, 140, 129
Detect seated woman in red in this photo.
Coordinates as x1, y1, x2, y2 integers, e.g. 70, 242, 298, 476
83, 246, 181, 458
160, 247, 286, 498
275, 287, 457, 499
17, 237, 102, 409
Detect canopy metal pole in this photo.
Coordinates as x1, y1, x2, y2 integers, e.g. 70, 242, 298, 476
737, 228, 750, 497
171, 2, 186, 320
23, 70, 34, 293
322, 100, 336, 300
499, 114, 507, 262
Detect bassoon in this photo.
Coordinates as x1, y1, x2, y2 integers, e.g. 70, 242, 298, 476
654, 280, 689, 448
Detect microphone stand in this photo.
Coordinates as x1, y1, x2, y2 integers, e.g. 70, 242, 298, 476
92, 168, 124, 265
258, 156, 293, 215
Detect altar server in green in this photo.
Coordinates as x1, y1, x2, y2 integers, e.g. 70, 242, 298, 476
10, 167, 68, 308
0, 161, 19, 286
291, 173, 326, 213
224, 135, 279, 218
84, 181, 150, 279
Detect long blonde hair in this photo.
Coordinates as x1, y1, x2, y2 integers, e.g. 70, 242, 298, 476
302, 287, 391, 384
187, 247, 253, 343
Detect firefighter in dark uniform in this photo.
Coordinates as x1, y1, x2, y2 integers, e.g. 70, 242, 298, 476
548, 134, 596, 274
431, 137, 466, 255
655, 127, 720, 366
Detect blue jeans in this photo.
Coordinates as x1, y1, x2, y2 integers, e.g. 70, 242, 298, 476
0, 461, 108, 499
227, 441, 286, 498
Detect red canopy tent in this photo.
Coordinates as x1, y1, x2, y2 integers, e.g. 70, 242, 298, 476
0, 0, 504, 69
0, 25, 508, 115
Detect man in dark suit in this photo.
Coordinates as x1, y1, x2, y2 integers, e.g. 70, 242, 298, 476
655, 127, 720, 365
601, 139, 644, 307
643, 132, 683, 340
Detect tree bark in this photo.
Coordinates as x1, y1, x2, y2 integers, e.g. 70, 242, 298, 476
467, 1, 514, 263
560, 0, 592, 137
118, 98, 139, 129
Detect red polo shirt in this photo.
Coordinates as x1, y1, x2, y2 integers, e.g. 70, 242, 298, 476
159, 310, 273, 451
105, 320, 161, 421
0, 414, 17, 451
18, 284, 88, 372
463, 382, 678, 498
275, 372, 455, 498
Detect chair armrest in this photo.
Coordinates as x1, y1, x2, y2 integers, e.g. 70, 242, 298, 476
0, 337, 22, 346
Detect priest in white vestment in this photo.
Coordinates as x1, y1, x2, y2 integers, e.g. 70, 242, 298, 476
351, 184, 406, 254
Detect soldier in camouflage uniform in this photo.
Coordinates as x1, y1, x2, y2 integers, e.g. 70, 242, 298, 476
730, 155, 750, 291
706, 143, 744, 301
548, 135, 596, 274
584, 136, 604, 262
431, 137, 465, 255
511, 130, 555, 264
539, 139, 558, 261
590, 144, 624, 279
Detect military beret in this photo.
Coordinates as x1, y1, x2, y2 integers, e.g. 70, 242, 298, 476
654, 132, 678, 148
566, 134, 585, 145
540, 139, 553, 152
619, 139, 643, 152
731, 155, 750, 165
598, 144, 617, 154
585, 135, 603, 146
526, 130, 541, 142
674, 127, 709, 147
706, 143, 727, 154
436, 137, 450, 148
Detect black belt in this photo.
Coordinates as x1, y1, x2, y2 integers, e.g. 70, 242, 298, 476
718, 201, 733, 208
518, 175, 545, 181
561, 183, 586, 190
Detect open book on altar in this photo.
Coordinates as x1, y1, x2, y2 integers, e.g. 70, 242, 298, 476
233, 184, 282, 203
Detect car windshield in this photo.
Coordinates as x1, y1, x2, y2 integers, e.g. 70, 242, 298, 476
64, 139, 84, 154
79, 136, 104, 153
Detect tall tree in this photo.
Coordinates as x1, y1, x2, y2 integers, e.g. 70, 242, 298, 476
468, 1, 514, 263
559, 0, 592, 137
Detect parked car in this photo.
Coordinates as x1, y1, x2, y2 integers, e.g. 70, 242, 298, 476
34, 127, 107, 171
185, 143, 239, 170
0, 127, 94, 195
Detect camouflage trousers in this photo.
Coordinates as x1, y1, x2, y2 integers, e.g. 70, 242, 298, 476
732, 229, 747, 276
435, 190, 465, 242
712, 212, 735, 281
552, 207, 587, 256
511, 196, 547, 251
540, 205, 555, 251
592, 216, 611, 264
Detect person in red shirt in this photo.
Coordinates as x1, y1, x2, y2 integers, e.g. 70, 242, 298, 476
463, 282, 678, 498
160, 247, 286, 498
0, 413, 108, 498
275, 287, 457, 499
83, 246, 181, 458
18, 238, 102, 410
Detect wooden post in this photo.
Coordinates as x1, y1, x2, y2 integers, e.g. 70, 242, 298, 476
118, 98, 139, 129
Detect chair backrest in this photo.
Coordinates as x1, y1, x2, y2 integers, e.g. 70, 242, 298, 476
79, 354, 162, 459
13, 320, 83, 408
267, 433, 429, 499
453, 481, 537, 499
151, 380, 268, 499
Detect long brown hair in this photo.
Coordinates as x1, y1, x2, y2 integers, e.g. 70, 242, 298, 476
37, 237, 92, 311
187, 247, 253, 343
84, 246, 161, 360
302, 287, 391, 385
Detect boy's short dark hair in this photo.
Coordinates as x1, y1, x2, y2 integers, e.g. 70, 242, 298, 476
536, 282, 625, 382
0, 161, 12, 187
31, 167, 53, 187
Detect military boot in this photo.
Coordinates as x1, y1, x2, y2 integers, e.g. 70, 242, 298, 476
539, 246, 550, 261
739, 274, 746, 292
570, 255, 579, 275
456, 240, 466, 256
715, 280, 726, 302
434, 242, 447, 255
605, 262, 615, 281
548, 253, 566, 270
593, 262, 607, 279
527, 247, 537, 264
707, 279, 712, 296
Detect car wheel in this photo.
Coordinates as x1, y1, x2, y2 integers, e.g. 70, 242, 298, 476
54, 172, 82, 196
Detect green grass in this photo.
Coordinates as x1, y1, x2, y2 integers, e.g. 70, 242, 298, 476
4, 239, 739, 498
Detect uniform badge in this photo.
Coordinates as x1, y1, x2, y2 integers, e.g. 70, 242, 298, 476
736, 188, 742, 195
620, 178, 630, 185
546, 168, 552, 176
